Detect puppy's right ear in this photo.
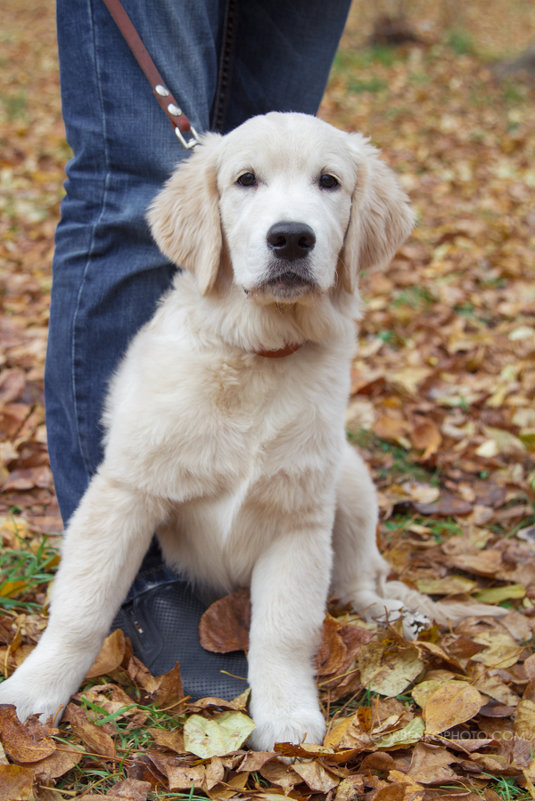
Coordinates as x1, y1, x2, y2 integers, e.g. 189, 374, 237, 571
147, 133, 223, 295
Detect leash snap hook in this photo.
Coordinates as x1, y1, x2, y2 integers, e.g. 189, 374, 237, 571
175, 125, 201, 149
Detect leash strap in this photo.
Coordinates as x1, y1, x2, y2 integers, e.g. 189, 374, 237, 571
101, 0, 200, 148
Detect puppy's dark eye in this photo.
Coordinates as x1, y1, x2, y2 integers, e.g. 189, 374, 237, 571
236, 172, 257, 187
319, 173, 340, 190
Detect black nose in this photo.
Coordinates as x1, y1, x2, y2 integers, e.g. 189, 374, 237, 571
266, 222, 316, 261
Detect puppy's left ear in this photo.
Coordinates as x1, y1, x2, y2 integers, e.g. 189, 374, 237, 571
339, 135, 415, 293
148, 133, 223, 295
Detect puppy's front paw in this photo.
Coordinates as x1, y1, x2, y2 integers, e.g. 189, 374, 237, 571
0, 672, 68, 724
248, 707, 326, 752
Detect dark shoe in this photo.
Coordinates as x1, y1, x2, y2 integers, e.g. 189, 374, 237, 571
111, 543, 248, 700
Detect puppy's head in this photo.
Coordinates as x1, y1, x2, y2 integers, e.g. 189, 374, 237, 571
148, 113, 414, 301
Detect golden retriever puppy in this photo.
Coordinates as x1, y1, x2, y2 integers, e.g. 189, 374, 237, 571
0, 113, 502, 750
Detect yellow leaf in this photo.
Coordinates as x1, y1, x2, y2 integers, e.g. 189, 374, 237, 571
324, 716, 353, 748
423, 681, 483, 735
514, 699, 535, 740
474, 584, 525, 603
411, 680, 445, 709
416, 575, 476, 596
358, 640, 425, 697
183, 711, 255, 758
373, 717, 425, 748
0, 580, 30, 598
471, 631, 521, 669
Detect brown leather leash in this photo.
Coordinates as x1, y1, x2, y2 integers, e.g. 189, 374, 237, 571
102, 0, 303, 359
102, 0, 200, 149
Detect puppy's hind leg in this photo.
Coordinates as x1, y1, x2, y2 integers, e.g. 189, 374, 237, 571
0, 472, 167, 723
331, 443, 404, 623
332, 444, 507, 634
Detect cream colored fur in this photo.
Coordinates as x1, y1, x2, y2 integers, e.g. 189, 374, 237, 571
0, 113, 503, 750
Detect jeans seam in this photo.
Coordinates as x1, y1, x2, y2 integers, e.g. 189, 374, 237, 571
211, 0, 237, 132
72, 0, 113, 478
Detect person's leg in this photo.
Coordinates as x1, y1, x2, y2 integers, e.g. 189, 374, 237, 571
47, 0, 222, 523
213, 0, 351, 133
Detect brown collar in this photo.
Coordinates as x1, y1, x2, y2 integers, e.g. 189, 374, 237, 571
254, 343, 302, 358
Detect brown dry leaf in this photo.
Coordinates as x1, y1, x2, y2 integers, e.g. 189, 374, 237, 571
80, 779, 152, 800
408, 742, 459, 784
148, 663, 184, 709
333, 775, 365, 801
274, 741, 364, 762
446, 550, 506, 577
259, 761, 303, 794
165, 763, 207, 791
471, 666, 520, 707
423, 681, 484, 735
105, 779, 152, 800
410, 419, 442, 460
0, 706, 56, 763
373, 413, 411, 446
514, 699, 535, 740
32, 742, 83, 781
146, 726, 185, 754
292, 760, 340, 793
358, 638, 425, 697
64, 703, 117, 760
86, 628, 127, 678
236, 750, 275, 772
0, 764, 34, 801
199, 589, 250, 654
316, 614, 350, 676
412, 493, 473, 516
471, 630, 522, 669
126, 656, 184, 709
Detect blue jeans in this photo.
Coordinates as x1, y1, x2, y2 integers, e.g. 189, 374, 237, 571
46, 0, 351, 525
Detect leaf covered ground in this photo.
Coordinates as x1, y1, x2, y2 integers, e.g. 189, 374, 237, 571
1, 1, 535, 799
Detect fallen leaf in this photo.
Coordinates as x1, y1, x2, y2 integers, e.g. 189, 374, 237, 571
408, 742, 459, 784
0, 764, 34, 801
447, 550, 505, 577
147, 727, 185, 754
474, 584, 526, 603
471, 630, 522, 669
0, 706, 56, 763
515, 699, 535, 740
64, 703, 116, 760
199, 589, 250, 653
423, 681, 483, 735
292, 760, 340, 793
183, 711, 255, 758
373, 716, 425, 748
416, 575, 476, 595
358, 639, 425, 697
32, 742, 83, 781
86, 628, 126, 678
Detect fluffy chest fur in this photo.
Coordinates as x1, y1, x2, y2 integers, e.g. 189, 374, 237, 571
101, 274, 354, 589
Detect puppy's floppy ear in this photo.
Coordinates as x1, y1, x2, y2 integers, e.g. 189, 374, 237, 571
147, 133, 223, 295
338, 134, 415, 294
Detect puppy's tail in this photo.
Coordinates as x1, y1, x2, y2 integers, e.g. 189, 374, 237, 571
384, 580, 508, 629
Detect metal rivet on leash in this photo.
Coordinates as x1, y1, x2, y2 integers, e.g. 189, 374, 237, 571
102, 0, 201, 149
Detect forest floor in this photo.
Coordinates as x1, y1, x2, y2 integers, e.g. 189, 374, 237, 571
1, 1, 535, 799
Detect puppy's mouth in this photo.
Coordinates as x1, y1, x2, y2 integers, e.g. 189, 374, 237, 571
255, 261, 318, 300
